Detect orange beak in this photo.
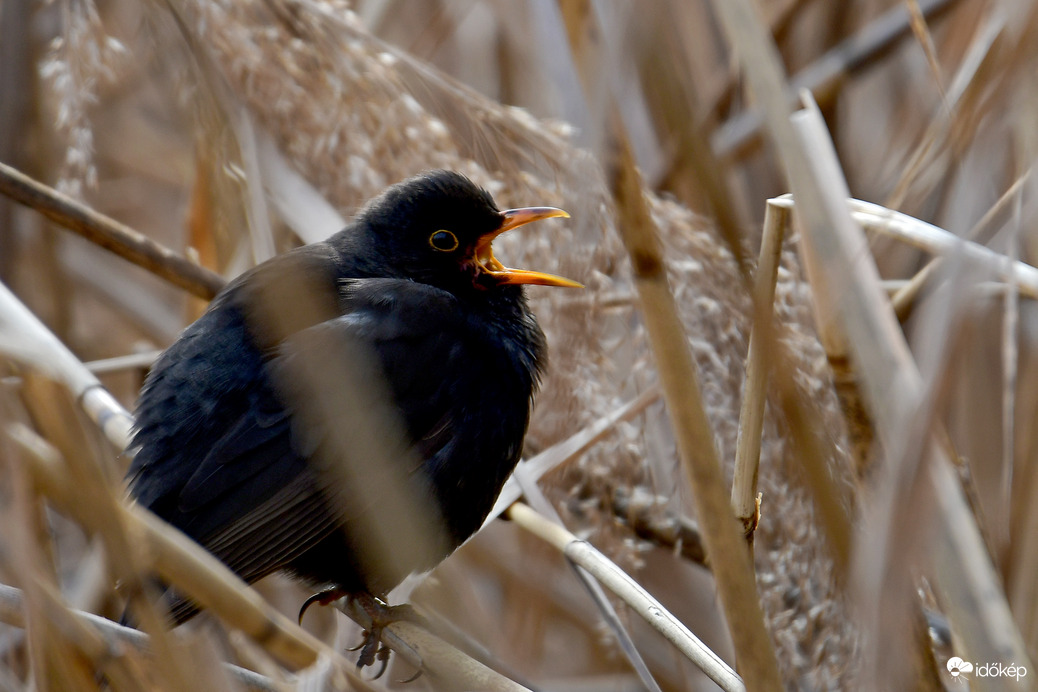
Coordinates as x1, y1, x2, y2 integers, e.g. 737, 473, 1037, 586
474, 207, 583, 288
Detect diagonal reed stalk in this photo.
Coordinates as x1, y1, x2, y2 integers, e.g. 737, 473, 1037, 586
0, 582, 279, 692
606, 109, 784, 690
506, 502, 745, 692
0, 161, 225, 300
790, 93, 1032, 689
7, 418, 336, 673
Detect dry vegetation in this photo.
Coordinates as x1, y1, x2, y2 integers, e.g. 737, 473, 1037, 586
1, 0, 1037, 690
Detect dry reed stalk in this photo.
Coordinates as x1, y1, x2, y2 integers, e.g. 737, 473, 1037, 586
7, 413, 337, 673
846, 198, 1038, 296
797, 101, 944, 689
505, 502, 745, 692
706, 1, 926, 685
0, 161, 225, 300
85, 350, 162, 375
731, 201, 788, 538
905, 0, 949, 105
0, 280, 135, 452
0, 395, 154, 692
634, 1, 749, 277
885, 3, 1037, 213
20, 375, 202, 692
235, 110, 277, 266
4, 448, 98, 691
711, 0, 963, 160
668, 4, 861, 683
489, 387, 661, 523
998, 207, 1022, 562
790, 93, 1031, 688
892, 169, 1033, 320
335, 598, 533, 692
606, 111, 783, 690
511, 466, 662, 692
0, 582, 279, 692
608, 487, 707, 566
1009, 445, 1038, 657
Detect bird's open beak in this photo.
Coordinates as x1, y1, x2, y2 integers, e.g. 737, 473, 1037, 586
475, 207, 583, 288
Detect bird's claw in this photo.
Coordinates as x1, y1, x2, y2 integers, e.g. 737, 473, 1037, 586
373, 643, 391, 680
302, 591, 425, 679
354, 627, 380, 669
346, 594, 427, 679
353, 628, 392, 680
397, 666, 424, 684
355, 632, 420, 683
298, 588, 347, 625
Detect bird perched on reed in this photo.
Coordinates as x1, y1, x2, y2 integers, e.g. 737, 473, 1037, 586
126, 170, 578, 667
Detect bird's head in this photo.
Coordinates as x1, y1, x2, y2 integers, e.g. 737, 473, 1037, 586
357, 171, 581, 294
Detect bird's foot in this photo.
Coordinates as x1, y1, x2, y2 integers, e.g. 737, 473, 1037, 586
349, 593, 424, 679
299, 590, 424, 681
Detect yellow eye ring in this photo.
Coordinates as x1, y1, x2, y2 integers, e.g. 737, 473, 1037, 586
429, 230, 459, 252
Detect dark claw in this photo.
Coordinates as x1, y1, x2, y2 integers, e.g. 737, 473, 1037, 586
298, 588, 346, 625
371, 646, 391, 680
345, 631, 368, 653
397, 667, 424, 684
298, 592, 325, 625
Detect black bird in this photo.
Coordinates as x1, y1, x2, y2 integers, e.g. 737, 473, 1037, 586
127, 171, 578, 660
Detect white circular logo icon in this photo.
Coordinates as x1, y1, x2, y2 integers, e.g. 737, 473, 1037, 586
947, 657, 974, 677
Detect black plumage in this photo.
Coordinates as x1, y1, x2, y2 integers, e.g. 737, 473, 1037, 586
127, 171, 576, 623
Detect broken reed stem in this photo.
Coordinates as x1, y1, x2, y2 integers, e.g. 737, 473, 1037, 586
505, 502, 745, 692
606, 111, 783, 691
0, 161, 225, 300
0, 582, 279, 692
731, 200, 788, 537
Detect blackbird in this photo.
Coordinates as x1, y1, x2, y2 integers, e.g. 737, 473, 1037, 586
126, 171, 578, 656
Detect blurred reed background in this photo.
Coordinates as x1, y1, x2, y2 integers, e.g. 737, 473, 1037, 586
1, 0, 1037, 690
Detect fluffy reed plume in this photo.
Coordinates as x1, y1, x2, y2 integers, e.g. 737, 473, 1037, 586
4, 0, 1037, 689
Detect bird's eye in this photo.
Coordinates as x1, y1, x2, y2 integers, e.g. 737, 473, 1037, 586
429, 230, 459, 252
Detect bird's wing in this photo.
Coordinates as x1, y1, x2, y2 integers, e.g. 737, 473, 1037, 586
139, 279, 470, 599
128, 244, 343, 531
